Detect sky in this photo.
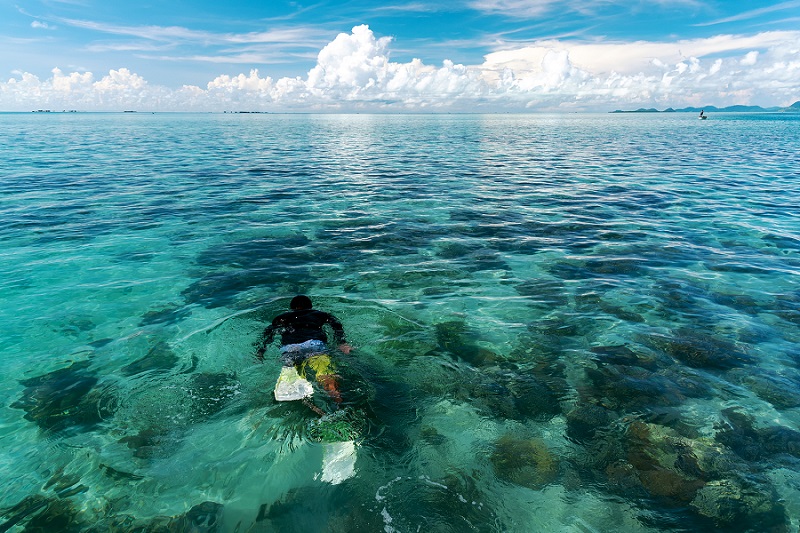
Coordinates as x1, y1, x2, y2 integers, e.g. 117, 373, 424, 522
2, 0, 799, 111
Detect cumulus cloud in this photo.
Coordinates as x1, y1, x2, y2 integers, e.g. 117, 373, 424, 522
2, 25, 799, 111
741, 50, 759, 65
482, 31, 799, 76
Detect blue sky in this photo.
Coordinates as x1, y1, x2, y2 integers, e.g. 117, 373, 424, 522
2, 0, 799, 111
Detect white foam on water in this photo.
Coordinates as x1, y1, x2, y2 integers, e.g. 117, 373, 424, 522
419, 474, 448, 490
375, 476, 404, 502
381, 506, 395, 533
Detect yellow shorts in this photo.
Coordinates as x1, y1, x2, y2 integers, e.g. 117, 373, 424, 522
297, 354, 336, 380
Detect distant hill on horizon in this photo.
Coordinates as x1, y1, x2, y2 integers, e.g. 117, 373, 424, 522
611, 101, 800, 114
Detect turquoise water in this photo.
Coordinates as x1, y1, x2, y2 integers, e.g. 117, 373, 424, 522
1, 112, 799, 532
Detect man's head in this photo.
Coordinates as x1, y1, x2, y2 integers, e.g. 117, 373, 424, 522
290, 295, 313, 310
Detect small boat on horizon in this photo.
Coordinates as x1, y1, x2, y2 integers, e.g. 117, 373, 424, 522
699, 110, 708, 120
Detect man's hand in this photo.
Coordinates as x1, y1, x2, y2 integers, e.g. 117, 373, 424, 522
254, 345, 266, 363
338, 343, 352, 355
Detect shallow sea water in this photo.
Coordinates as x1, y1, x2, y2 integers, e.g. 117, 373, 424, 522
1, 112, 800, 532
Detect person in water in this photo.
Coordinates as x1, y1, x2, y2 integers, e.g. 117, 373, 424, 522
255, 295, 351, 403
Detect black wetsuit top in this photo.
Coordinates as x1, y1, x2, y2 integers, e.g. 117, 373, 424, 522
257, 309, 346, 358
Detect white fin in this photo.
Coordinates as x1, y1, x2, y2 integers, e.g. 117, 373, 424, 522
321, 441, 357, 484
274, 366, 314, 401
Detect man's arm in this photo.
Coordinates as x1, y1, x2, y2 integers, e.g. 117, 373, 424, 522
254, 322, 279, 362
326, 314, 351, 354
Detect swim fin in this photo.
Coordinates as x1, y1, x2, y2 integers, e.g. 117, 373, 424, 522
321, 441, 357, 484
274, 366, 313, 401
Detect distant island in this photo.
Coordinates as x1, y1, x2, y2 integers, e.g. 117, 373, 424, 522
611, 101, 800, 113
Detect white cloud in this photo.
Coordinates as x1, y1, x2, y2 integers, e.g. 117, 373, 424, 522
309, 25, 391, 88
469, 0, 701, 18
58, 17, 323, 46
31, 21, 56, 30
482, 31, 799, 76
58, 18, 216, 41
741, 50, 759, 65
86, 42, 169, 53
2, 25, 799, 112
469, 0, 560, 18
697, 0, 800, 26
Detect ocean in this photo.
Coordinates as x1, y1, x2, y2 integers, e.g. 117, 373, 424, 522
1, 112, 799, 532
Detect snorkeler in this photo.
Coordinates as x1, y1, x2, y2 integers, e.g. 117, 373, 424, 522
255, 295, 351, 404
256, 295, 361, 485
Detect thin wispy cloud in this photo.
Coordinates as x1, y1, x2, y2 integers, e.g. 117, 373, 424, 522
469, 0, 700, 18
468, 0, 560, 18
369, 2, 449, 14
253, 1, 330, 23
58, 18, 216, 41
139, 53, 290, 64
85, 42, 172, 53
58, 17, 327, 46
139, 45, 320, 64
47, 0, 90, 5
2, 36, 49, 45
697, 0, 800, 26
224, 28, 324, 45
